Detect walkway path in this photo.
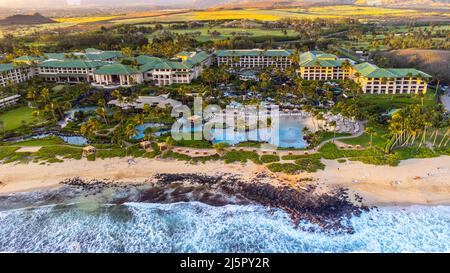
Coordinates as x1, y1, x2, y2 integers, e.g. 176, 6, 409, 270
441, 91, 450, 112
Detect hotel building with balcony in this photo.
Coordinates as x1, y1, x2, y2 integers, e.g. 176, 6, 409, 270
298, 51, 352, 80
0, 63, 34, 87
214, 49, 293, 69
351, 62, 431, 94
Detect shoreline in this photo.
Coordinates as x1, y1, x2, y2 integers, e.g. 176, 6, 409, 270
0, 156, 449, 207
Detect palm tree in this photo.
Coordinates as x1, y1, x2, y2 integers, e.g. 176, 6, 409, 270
96, 107, 109, 125
26, 86, 38, 107
40, 88, 50, 104
328, 120, 337, 143
44, 103, 57, 120
164, 136, 174, 152
143, 103, 151, 117
125, 123, 137, 140
213, 142, 229, 156
365, 127, 376, 147
80, 118, 99, 138
133, 113, 145, 126
144, 127, 156, 142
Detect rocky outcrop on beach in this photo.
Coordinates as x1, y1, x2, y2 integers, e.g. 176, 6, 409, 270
0, 173, 370, 234
61, 173, 369, 233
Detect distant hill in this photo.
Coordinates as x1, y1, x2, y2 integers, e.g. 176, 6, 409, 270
354, 0, 450, 8
0, 13, 56, 25
377, 49, 450, 82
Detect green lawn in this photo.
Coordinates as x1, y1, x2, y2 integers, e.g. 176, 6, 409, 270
340, 123, 388, 148
5, 136, 65, 147
352, 91, 438, 117
147, 27, 299, 42
0, 107, 43, 131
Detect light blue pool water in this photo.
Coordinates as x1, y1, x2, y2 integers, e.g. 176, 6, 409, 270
211, 116, 308, 148
132, 123, 166, 140
133, 117, 309, 148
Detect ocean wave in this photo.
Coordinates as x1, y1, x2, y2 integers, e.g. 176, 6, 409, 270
0, 202, 449, 253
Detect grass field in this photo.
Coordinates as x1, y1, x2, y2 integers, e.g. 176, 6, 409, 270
147, 27, 299, 42
0, 107, 43, 131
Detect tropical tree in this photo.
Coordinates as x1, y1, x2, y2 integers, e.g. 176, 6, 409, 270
80, 118, 99, 138
96, 107, 109, 125
213, 142, 229, 156
40, 88, 50, 104
144, 127, 156, 142
26, 86, 38, 107
125, 123, 137, 140
328, 120, 337, 143
121, 47, 133, 57
133, 113, 145, 126
365, 127, 376, 147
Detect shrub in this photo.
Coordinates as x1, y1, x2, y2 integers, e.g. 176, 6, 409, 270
0, 147, 19, 160
222, 151, 261, 164
294, 158, 325, 173
34, 146, 82, 162
267, 163, 302, 174
260, 154, 280, 163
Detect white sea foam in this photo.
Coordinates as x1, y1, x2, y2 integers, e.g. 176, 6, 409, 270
0, 202, 449, 253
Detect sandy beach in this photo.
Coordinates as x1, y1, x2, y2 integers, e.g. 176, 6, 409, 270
0, 156, 449, 206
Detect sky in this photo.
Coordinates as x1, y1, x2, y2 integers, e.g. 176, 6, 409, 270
0, 0, 445, 9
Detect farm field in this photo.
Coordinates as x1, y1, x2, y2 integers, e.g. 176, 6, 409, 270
0, 107, 43, 131
110, 6, 450, 24
1, 6, 449, 38
147, 27, 299, 42
53, 16, 120, 24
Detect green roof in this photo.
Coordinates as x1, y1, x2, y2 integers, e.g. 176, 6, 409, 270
299, 51, 342, 67
140, 59, 190, 72
0, 63, 14, 73
299, 51, 339, 66
44, 50, 121, 61
353, 62, 431, 78
139, 51, 210, 72
14, 56, 43, 62
299, 59, 344, 67
184, 51, 210, 67
85, 48, 101, 53
39, 60, 108, 69
85, 51, 122, 61
136, 55, 163, 66
215, 49, 293, 57
0, 63, 28, 72
94, 64, 141, 75
177, 51, 191, 56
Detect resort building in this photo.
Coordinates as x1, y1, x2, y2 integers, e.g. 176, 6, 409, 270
2, 48, 432, 94
214, 49, 293, 69
93, 64, 144, 88
37, 60, 108, 83
0, 63, 34, 87
298, 51, 352, 80
138, 51, 211, 86
351, 63, 431, 94
44, 48, 122, 62
0, 94, 21, 109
